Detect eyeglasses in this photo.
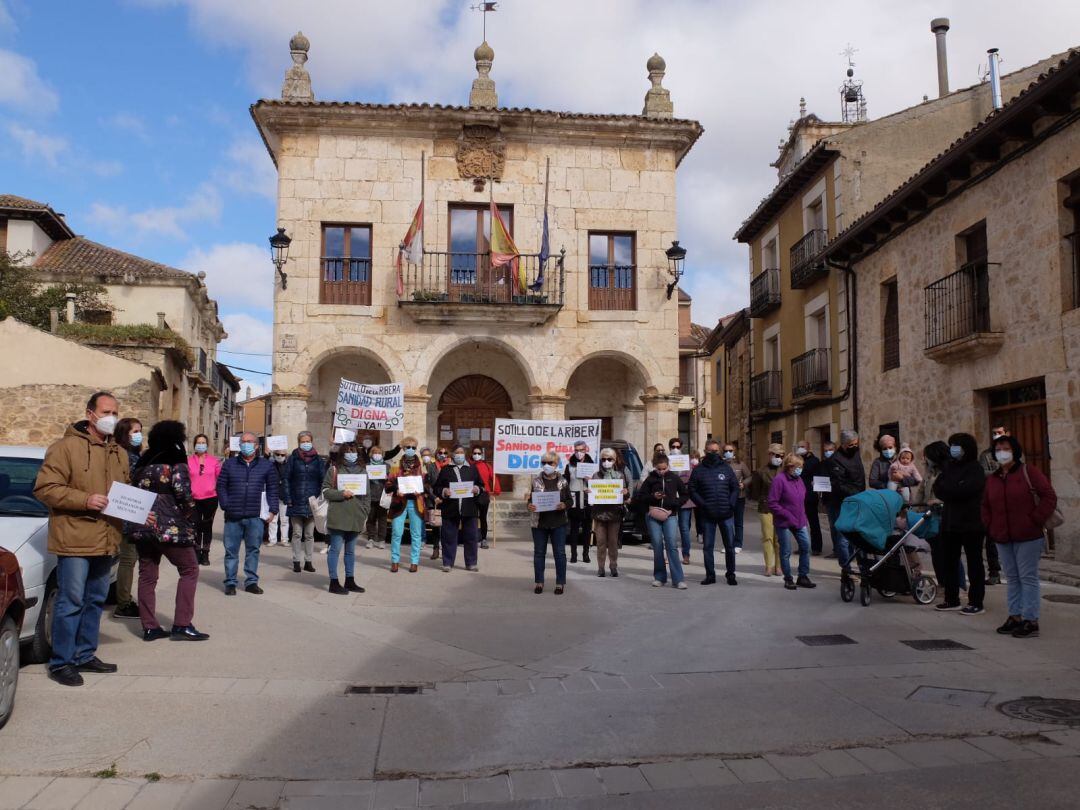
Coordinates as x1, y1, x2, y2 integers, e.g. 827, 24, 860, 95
404, 445, 417, 450
672, 445, 682, 450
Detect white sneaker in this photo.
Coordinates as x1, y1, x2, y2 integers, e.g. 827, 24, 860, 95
268, 540, 278, 546
734, 547, 742, 554
319, 546, 329, 554
366, 540, 375, 549
374, 542, 385, 550
651, 580, 662, 587
676, 582, 688, 590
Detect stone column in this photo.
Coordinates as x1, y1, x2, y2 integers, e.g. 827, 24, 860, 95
273, 389, 310, 449
403, 391, 432, 447
527, 393, 568, 422
641, 394, 681, 453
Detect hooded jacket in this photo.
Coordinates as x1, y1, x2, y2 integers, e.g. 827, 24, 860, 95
932, 434, 986, 534
34, 421, 130, 556
282, 449, 326, 517
638, 469, 687, 513
688, 453, 739, 521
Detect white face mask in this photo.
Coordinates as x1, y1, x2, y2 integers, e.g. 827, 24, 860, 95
362, 439, 373, 448
575, 451, 585, 460
795, 447, 808, 456
770, 456, 782, 467
371, 454, 383, 463
995, 450, 1013, 465
93, 414, 118, 436
542, 464, 557, 476
601, 460, 614, 469
422, 455, 432, 464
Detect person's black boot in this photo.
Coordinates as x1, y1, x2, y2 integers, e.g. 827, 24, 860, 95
303, 561, 316, 573
344, 576, 365, 593
293, 561, 301, 573
796, 575, 817, 589
726, 573, 738, 586
784, 577, 797, 590
329, 579, 348, 595
570, 550, 578, 564
700, 576, 716, 585
582, 548, 590, 564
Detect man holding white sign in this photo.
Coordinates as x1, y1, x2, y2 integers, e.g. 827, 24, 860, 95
34, 391, 131, 686
434, 445, 485, 572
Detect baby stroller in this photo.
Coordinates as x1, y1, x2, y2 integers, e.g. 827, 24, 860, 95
834, 489, 938, 607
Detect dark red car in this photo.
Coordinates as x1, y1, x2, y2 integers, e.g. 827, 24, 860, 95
0, 545, 27, 729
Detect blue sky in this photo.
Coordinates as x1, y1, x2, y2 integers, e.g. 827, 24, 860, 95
3, 0, 1079, 395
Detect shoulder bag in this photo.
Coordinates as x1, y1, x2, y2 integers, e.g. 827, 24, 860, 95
1021, 464, 1064, 530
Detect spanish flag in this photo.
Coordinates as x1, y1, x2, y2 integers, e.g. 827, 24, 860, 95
396, 201, 423, 296
489, 199, 523, 293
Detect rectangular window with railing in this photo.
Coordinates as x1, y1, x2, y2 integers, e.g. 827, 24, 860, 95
321, 224, 372, 305
588, 232, 636, 311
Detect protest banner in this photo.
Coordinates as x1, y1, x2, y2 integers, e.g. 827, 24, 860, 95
493, 419, 602, 475
266, 435, 288, 452
334, 379, 404, 432
366, 464, 387, 480
449, 481, 474, 500
530, 490, 561, 513
587, 479, 624, 505
333, 427, 356, 444
102, 482, 157, 525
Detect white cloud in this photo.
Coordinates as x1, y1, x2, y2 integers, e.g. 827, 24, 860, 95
101, 111, 150, 141
220, 311, 273, 356
88, 182, 222, 240
7, 122, 67, 166
218, 136, 277, 200
0, 48, 58, 115
181, 241, 271, 310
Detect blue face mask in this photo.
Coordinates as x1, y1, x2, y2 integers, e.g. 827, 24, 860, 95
129, 432, 143, 447
882, 449, 896, 460
723, 451, 734, 460
824, 450, 834, 458
949, 445, 963, 460
453, 454, 466, 465
300, 441, 313, 452
792, 467, 804, 477
194, 443, 208, 454
343, 452, 358, 464
240, 442, 256, 457
403, 448, 417, 458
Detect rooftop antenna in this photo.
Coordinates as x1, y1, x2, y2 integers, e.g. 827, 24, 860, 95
470, 1, 498, 41
839, 43, 867, 123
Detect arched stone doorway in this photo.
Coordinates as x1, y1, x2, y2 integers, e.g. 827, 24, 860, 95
307, 349, 392, 451
438, 374, 513, 492
565, 355, 647, 453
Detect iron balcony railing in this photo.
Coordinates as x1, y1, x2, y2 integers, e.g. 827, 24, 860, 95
924, 260, 991, 350
750, 370, 782, 413
211, 365, 221, 392
749, 268, 781, 317
321, 257, 372, 305
791, 348, 831, 400
1068, 232, 1079, 310
790, 229, 829, 288
399, 251, 564, 307
197, 348, 208, 378
678, 379, 696, 398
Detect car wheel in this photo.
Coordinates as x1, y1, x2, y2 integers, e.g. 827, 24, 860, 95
28, 577, 56, 665
0, 615, 19, 730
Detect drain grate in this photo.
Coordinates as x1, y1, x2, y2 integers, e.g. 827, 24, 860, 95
900, 639, 973, 651
1043, 594, 1080, 605
346, 684, 425, 695
998, 697, 1080, 725
797, 634, 857, 646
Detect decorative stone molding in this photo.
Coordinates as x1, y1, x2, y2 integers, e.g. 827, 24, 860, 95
456, 125, 506, 182
469, 40, 498, 108
642, 52, 673, 119
282, 31, 314, 101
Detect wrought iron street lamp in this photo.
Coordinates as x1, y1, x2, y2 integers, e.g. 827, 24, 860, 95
269, 227, 292, 290
665, 240, 686, 300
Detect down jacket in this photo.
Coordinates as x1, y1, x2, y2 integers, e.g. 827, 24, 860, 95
688, 454, 739, 522
282, 450, 326, 517
981, 463, 1058, 543
34, 421, 130, 557
217, 454, 279, 520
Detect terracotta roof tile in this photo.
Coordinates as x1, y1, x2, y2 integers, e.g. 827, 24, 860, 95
35, 237, 194, 281
0, 194, 51, 211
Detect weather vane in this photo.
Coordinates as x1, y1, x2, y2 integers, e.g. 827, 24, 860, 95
470, 1, 498, 41
841, 44, 858, 69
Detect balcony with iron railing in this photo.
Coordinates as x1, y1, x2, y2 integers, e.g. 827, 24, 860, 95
750, 370, 782, 414
588, 264, 636, 311
321, 257, 372, 305
678, 378, 696, 398
791, 348, 831, 401
398, 250, 565, 325
924, 260, 1003, 363
749, 268, 781, 317
790, 229, 829, 289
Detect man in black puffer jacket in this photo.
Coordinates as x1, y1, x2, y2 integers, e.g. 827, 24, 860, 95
217, 432, 279, 596
932, 432, 987, 614
688, 439, 740, 586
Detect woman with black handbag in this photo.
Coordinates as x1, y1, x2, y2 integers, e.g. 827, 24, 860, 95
639, 452, 689, 589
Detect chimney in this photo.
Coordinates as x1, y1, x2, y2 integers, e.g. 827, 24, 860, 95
931, 18, 950, 97
64, 292, 76, 324
157, 311, 166, 330
988, 48, 1003, 110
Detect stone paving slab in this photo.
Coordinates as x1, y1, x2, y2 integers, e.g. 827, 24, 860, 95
23, 778, 97, 810
71, 781, 143, 810
508, 771, 559, 800
464, 776, 511, 803
552, 768, 604, 797
762, 754, 827, 781
595, 766, 650, 795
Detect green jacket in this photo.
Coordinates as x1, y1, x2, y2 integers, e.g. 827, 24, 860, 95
322, 462, 371, 533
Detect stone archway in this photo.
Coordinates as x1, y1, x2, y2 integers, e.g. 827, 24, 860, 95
307, 349, 393, 450
438, 375, 513, 492
565, 355, 647, 453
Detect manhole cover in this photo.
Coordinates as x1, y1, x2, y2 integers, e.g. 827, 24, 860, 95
797, 634, 857, 646
998, 697, 1080, 725
908, 685, 993, 708
346, 685, 425, 695
901, 639, 973, 651
1043, 594, 1080, 604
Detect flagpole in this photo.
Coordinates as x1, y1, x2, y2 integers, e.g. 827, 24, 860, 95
420, 150, 426, 291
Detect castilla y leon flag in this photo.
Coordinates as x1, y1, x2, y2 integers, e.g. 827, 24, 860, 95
396, 201, 423, 296
488, 199, 523, 293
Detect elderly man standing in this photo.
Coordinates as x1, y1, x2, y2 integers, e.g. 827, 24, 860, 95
34, 391, 130, 687
824, 429, 866, 574
796, 440, 824, 555
218, 431, 279, 595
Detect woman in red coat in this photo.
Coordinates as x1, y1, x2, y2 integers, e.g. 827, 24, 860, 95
471, 445, 501, 549
980, 436, 1057, 639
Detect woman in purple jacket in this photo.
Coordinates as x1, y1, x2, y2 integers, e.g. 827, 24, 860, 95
767, 453, 817, 591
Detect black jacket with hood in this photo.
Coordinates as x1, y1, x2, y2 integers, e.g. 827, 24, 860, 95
932, 433, 986, 534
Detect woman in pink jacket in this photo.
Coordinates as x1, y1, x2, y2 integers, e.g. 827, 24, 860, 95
188, 433, 221, 567
767, 453, 817, 591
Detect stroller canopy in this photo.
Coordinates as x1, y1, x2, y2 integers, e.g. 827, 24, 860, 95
834, 489, 904, 551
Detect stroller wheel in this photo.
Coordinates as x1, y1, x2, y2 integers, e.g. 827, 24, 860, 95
841, 577, 855, 602
860, 582, 872, 606
877, 589, 897, 598
913, 575, 938, 605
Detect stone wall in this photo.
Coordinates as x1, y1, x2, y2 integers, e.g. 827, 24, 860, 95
0, 378, 155, 447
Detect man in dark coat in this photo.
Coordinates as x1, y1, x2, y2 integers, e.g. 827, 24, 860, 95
933, 432, 987, 614
217, 431, 279, 595
688, 439, 740, 586
823, 429, 866, 573
434, 445, 486, 572
796, 440, 824, 555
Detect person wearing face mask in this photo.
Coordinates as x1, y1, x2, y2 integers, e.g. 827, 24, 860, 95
823, 430, 866, 574
981, 435, 1057, 638
216, 431, 279, 595
384, 437, 430, 572
977, 426, 1009, 585
321, 442, 370, 595
564, 440, 594, 565
932, 433, 986, 614
639, 453, 689, 588
420, 448, 442, 559
527, 451, 573, 594
365, 445, 389, 550
688, 439, 739, 586
110, 418, 144, 620
34, 391, 130, 686
434, 445, 485, 572
469, 445, 501, 549
268, 448, 290, 547
748, 443, 785, 577
283, 431, 326, 573
819, 441, 838, 550
722, 444, 751, 553
188, 433, 221, 567
590, 448, 631, 577
795, 440, 824, 555
767, 454, 817, 590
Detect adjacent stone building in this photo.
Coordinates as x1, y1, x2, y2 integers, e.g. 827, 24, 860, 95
704, 308, 751, 456
827, 50, 1080, 562
252, 35, 702, 487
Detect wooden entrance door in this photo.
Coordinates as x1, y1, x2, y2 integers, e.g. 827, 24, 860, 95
438, 375, 513, 492
988, 380, 1049, 478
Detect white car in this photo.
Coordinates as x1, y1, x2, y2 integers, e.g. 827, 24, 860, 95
0, 446, 117, 663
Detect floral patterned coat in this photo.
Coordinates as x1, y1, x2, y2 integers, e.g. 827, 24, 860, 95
130, 462, 197, 549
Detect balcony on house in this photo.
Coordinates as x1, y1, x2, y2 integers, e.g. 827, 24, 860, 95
398, 251, 564, 325
749, 268, 781, 317
791, 348, 831, 401
321, 256, 373, 305
750, 370, 782, 414
924, 260, 1003, 363
789, 229, 829, 289
678, 377, 696, 399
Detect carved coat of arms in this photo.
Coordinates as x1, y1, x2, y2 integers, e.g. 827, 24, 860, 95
455, 125, 505, 181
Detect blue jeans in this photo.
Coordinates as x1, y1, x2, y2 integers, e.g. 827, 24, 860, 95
997, 538, 1043, 621
825, 500, 851, 570
678, 508, 693, 557
391, 500, 424, 565
50, 555, 112, 670
532, 525, 567, 585
328, 531, 358, 579
777, 526, 811, 579
223, 517, 264, 588
732, 498, 746, 548
647, 515, 684, 586
700, 517, 735, 580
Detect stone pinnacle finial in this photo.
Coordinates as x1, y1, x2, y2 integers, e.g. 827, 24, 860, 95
281, 30, 314, 101
799, 97, 807, 118
642, 52, 673, 118
469, 40, 498, 107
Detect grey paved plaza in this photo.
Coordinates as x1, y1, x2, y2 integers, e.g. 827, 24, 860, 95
4, 519, 1080, 808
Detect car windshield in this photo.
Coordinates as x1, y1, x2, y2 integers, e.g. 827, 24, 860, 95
0, 456, 48, 517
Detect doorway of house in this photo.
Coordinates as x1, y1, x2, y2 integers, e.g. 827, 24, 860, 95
988, 378, 1051, 548
438, 374, 513, 492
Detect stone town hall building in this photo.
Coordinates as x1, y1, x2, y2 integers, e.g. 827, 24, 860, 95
252, 33, 702, 485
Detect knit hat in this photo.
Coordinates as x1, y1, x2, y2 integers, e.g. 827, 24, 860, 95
768, 443, 785, 455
